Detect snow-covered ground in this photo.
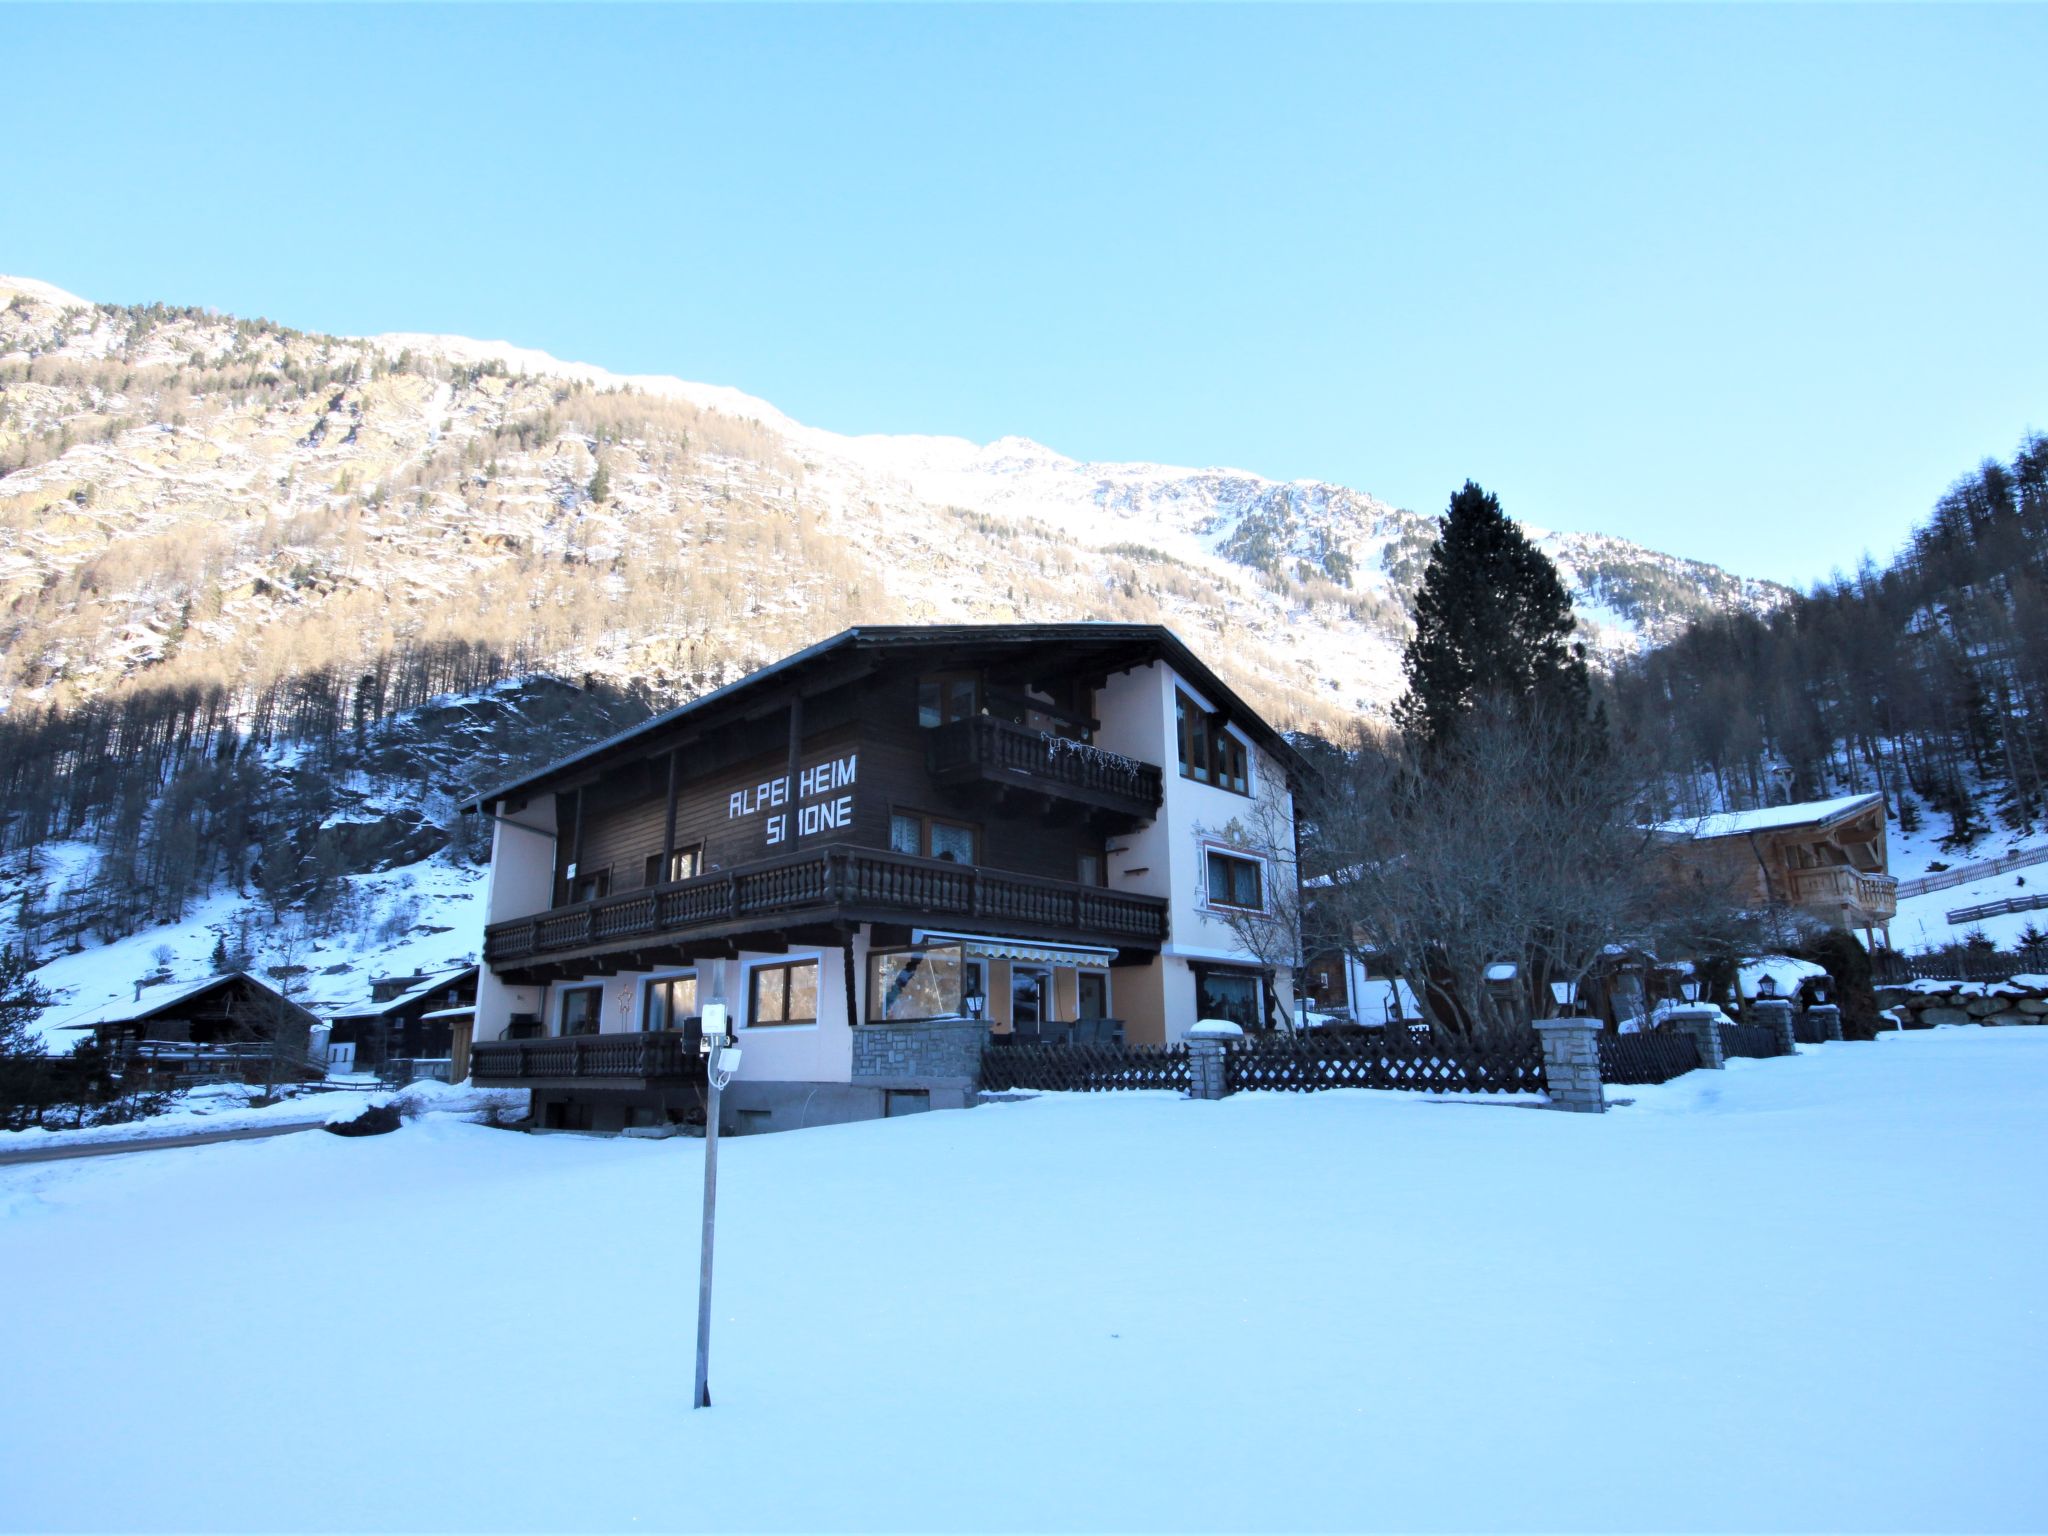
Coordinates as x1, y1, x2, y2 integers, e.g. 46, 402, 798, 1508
0, 1079, 523, 1152
3, 1028, 2041, 1533
16, 846, 486, 1051
1886, 805, 2048, 951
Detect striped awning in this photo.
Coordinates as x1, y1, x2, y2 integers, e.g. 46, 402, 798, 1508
910, 929, 1118, 968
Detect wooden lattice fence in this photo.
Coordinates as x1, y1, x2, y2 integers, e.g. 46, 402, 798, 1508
1597, 1029, 1700, 1085
1223, 1032, 1547, 1095
981, 1041, 1190, 1093
1718, 1022, 1783, 1059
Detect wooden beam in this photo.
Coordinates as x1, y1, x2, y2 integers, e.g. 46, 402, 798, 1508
841, 925, 861, 1030
661, 749, 680, 882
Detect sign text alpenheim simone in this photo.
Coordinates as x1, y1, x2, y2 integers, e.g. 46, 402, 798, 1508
728, 753, 857, 846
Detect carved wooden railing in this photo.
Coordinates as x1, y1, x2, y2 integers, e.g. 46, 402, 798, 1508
483, 844, 1170, 965
469, 1032, 701, 1084
927, 716, 1163, 814
1787, 866, 1898, 916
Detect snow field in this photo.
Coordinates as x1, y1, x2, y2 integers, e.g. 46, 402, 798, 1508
2, 1029, 2044, 1533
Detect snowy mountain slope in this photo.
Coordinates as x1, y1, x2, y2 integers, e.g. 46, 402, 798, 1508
0, 277, 1790, 740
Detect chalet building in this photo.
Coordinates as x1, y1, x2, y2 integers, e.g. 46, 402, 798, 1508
326, 965, 477, 1076
464, 625, 1307, 1133
54, 972, 324, 1085
1659, 792, 1898, 945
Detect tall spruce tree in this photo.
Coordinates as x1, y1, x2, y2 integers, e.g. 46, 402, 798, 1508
1395, 480, 1593, 751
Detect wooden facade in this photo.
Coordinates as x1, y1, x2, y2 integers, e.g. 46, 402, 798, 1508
56, 972, 326, 1086
466, 625, 1306, 1132
326, 966, 476, 1075
1662, 792, 1898, 942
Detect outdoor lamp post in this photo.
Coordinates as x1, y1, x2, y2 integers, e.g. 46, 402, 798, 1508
694, 1000, 738, 1410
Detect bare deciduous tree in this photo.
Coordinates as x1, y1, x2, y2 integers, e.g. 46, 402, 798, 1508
1310, 701, 1745, 1043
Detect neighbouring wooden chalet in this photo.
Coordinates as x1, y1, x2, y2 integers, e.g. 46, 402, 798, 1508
326, 966, 477, 1076
54, 972, 325, 1085
464, 624, 1307, 1133
1658, 791, 1898, 945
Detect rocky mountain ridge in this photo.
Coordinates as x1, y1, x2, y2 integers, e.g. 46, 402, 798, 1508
0, 275, 1791, 738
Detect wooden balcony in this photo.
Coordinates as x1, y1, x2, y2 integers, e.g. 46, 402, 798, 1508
483, 843, 1170, 978
469, 1031, 704, 1090
927, 716, 1163, 824
1787, 866, 1898, 923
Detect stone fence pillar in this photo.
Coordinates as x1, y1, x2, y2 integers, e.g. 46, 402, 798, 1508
1185, 1019, 1242, 1101
1533, 1017, 1605, 1114
1805, 1003, 1844, 1042
1752, 998, 1798, 1055
1664, 1004, 1726, 1070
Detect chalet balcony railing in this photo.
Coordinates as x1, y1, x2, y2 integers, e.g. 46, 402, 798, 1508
1787, 867, 1898, 917
483, 843, 1171, 967
927, 716, 1163, 817
469, 1032, 701, 1085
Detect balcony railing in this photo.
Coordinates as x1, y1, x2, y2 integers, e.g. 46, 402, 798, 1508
927, 716, 1163, 819
1787, 866, 1898, 917
483, 843, 1171, 968
470, 1032, 702, 1086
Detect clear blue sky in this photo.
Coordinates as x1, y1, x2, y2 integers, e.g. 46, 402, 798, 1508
4, 4, 2043, 586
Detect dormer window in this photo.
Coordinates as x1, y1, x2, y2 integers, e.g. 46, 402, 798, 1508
1176, 689, 1249, 795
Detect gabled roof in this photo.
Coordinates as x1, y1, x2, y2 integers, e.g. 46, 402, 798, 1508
51, 972, 321, 1031
467, 623, 1308, 812
1656, 791, 1884, 842
327, 965, 478, 1024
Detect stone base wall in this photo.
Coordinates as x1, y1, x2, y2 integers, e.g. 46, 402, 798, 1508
851, 1016, 988, 1092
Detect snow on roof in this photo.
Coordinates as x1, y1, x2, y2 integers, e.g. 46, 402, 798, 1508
50, 973, 257, 1031
1658, 792, 1883, 841
328, 966, 476, 1023
1738, 956, 1831, 998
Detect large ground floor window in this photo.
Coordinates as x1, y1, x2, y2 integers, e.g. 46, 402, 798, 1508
749, 959, 819, 1027
869, 944, 967, 1022
1193, 966, 1263, 1031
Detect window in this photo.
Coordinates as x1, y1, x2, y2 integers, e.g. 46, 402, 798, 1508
1175, 690, 1249, 795
1078, 848, 1108, 887
642, 846, 703, 888
558, 986, 602, 1036
1195, 967, 1264, 1031
890, 810, 978, 864
917, 672, 981, 728
749, 959, 819, 1027
867, 944, 966, 1022
1205, 849, 1264, 911
643, 973, 697, 1032
566, 866, 611, 904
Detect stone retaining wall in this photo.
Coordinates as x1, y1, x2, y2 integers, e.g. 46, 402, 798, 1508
1875, 974, 2048, 1029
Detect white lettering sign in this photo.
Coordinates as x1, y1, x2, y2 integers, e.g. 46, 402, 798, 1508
730, 753, 857, 843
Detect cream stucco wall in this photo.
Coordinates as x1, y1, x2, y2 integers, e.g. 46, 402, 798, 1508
1092, 658, 1301, 1037
471, 796, 557, 1050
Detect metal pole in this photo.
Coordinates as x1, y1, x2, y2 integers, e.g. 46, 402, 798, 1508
693, 1037, 722, 1409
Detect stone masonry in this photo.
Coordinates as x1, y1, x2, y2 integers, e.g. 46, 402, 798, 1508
1805, 1003, 1845, 1042
852, 1016, 988, 1094
1752, 998, 1798, 1055
1184, 1020, 1242, 1101
1664, 1003, 1726, 1069
1533, 1017, 1605, 1113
